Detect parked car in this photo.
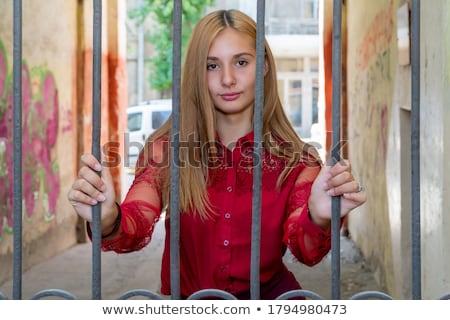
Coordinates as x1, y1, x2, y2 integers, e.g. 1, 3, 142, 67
125, 99, 172, 170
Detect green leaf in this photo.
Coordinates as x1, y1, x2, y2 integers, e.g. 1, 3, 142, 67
129, 0, 216, 94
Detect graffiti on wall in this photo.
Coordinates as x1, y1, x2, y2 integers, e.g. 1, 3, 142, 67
351, 1, 394, 172
357, 0, 394, 71
0, 40, 60, 242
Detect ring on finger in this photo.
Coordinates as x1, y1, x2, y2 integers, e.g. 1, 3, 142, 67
357, 182, 364, 193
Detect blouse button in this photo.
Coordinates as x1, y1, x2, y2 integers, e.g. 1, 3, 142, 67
223, 240, 229, 246
226, 186, 233, 192
225, 212, 231, 219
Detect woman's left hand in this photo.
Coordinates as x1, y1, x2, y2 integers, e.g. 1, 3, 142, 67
308, 159, 367, 229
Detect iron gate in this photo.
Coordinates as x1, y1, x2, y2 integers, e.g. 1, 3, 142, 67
2, 0, 448, 300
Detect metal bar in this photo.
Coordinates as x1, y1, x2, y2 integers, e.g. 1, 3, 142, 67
330, 0, 342, 300
250, 0, 266, 300
137, 0, 144, 102
31, 289, 77, 300
170, 0, 182, 300
410, 0, 421, 300
12, 0, 23, 300
91, 0, 102, 300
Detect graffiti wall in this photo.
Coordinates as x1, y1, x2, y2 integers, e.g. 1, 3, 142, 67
0, 40, 60, 241
345, 0, 397, 295
344, 0, 450, 298
0, 0, 128, 288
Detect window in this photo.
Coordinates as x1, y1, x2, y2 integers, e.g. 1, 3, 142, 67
266, 0, 319, 35
288, 80, 302, 127
312, 82, 318, 124
278, 58, 304, 72
127, 112, 142, 132
151, 111, 171, 129
310, 57, 319, 72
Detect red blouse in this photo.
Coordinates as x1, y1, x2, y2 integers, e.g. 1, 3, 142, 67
101, 132, 333, 298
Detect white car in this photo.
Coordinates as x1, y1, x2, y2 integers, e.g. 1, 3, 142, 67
125, 99, 172, 169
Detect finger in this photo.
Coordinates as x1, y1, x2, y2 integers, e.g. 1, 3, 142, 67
327, 159, 351, 177
96, 165, 116, 207
67, 187, 100, 206
324, 171, 354, 192
72, 179, 106, 204
342, 189, 367, 204
327, 180, 358, 196
78, 166, 106, 192
311, 164, 332, 190
81, 154, 102, 172
100, 164, 114, 190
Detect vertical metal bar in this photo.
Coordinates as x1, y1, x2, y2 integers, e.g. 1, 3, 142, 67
250, 0, 265, 300
91, 0, 102, 300
410, 0, 421, 300
12, 0, 23, 300
330, 0, 342, 300
170, 0, 182, 300
137, 0, 144, 102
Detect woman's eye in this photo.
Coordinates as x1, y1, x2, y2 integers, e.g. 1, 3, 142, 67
237, 60, 248, 66
207, 63, 217, 70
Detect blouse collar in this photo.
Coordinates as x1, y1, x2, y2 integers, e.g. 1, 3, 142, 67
215, 130, 255, 149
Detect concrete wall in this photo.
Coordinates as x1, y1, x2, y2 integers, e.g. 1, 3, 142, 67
0, 0, 127, 286
345, 0, 450, 298
345, 0, 397, 296
419, 0, 450, 299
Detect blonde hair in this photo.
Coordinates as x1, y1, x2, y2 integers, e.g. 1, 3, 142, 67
141, 9, 320, 219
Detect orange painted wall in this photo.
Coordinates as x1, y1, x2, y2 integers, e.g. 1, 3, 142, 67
322, 0, 348, 159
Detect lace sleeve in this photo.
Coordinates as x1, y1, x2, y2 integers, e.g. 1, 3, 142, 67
101, 140, 167, 253
283, 162, 332, 266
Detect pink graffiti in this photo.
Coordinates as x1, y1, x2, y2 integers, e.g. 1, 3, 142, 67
357, 0, 394, 71
0, 40, 60, 238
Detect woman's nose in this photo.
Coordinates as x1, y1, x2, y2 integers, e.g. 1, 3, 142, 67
221, 66, 236, 86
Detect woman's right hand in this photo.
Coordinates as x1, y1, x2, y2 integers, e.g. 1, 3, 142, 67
67, 154, 118, 227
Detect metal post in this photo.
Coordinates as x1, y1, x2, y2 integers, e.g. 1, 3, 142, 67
410, 0, 421, 300
12, 0, 23, 300
170, 0, 182, 300
91, 0, 103, 300
330, 0, 342, 300
250, 0, 266, 300
137, 0, 145, 102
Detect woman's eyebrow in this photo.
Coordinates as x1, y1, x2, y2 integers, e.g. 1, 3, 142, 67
207, 52, 255, 60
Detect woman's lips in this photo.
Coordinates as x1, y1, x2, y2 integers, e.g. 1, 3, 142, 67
221, 92, 240, 101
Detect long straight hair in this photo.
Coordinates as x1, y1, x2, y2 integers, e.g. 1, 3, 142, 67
140, 9, 320, 219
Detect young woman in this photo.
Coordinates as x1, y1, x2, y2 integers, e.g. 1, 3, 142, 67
67, 9, 366, 299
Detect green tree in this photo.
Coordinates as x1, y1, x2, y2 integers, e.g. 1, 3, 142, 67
129, 0, 216, 98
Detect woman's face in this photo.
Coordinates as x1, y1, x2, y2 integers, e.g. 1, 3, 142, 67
206, 27, 260, 121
